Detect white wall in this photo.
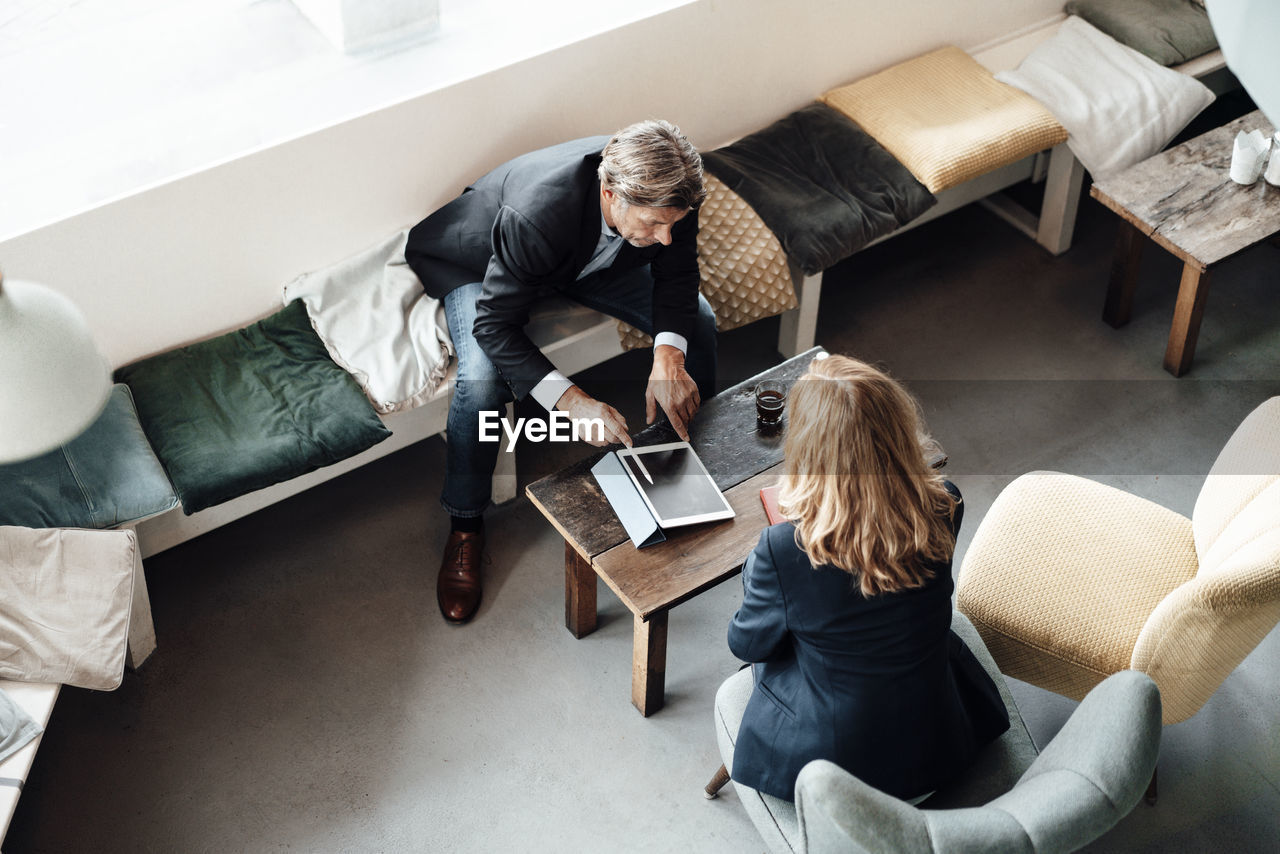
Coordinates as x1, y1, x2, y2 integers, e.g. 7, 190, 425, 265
0, 0, 1061, 369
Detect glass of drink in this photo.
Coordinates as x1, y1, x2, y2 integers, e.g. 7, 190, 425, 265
755, 380, 786, 432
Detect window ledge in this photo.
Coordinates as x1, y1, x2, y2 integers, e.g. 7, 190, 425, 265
0, 0, 693, 241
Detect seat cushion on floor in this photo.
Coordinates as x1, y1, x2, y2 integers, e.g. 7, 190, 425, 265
957, 472, 1199, 701
820, 46, 1068, 193
1064, 0, 1217, 66
0, 526, 136, 690
0, 383, 178, 530
995, 16, 1214, 178
115, 299, 391, 515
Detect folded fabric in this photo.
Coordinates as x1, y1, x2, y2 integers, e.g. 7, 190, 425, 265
996, 16, 1214, 178
1064, 0, 1217, 66
702, 102, 936, 276
284, 230, 454, 414
0, 686, 42, 764
0, 383, 177, 530
115, 300, 392, 514
0, 526, 135, 691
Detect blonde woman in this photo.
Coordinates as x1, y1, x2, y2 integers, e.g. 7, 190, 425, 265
728, 355, 1008, 802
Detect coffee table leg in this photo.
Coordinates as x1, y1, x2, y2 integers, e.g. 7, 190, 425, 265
631, 611, 669, 716
1103, 222, 1146, 328
1164, 262, 1212, 377
564, 542, 597, 639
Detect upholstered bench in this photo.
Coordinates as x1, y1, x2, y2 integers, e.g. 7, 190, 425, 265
696, 43, 1083, 358
0, 385, 178, 667
820, 45, 1075, 255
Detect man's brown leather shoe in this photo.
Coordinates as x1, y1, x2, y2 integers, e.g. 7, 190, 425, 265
437, 529, 484, 624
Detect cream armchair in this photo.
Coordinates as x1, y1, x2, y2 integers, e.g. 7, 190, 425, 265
957, 397, 1280, 726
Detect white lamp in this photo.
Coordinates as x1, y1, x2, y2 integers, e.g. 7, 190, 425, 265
0, 270, 112, 463
1206, 0, 1280, 128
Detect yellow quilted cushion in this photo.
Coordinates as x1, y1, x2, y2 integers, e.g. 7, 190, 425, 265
617, 173, 798, 351
820, 46, 1068, 193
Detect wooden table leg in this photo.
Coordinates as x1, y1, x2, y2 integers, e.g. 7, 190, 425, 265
1163, 262, 1212, 377
564, 542, 597, 639
631, 611, 668, 716
1103, 222, 1146, 328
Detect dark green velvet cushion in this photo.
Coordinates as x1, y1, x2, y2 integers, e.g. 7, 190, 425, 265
0, 384, 178, 529
1064, 0, 1217, 66
114, 300, 391, 514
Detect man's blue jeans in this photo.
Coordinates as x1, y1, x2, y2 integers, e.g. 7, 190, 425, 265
440, 266, 718, 517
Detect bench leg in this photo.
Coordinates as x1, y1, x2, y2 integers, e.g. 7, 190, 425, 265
1164, 262, 1212, 377
491, 401, 518, 504
1103, 221, 1147, 327
1036, 143, 1084, 255
565, 542, 598, 638
125, 537, 156, 669
631, 611, 668, 716
777, 267, 822, 357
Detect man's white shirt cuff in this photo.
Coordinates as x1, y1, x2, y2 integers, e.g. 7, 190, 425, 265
654, 332, 688, 354
531, 370, 573, 412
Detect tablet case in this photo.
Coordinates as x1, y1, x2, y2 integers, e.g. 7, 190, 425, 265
590, 452, 667, 548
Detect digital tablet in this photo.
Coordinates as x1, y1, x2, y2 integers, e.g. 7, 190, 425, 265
615, 441, 736, 528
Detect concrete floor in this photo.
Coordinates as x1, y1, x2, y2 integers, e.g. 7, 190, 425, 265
7, 143, 1280, 851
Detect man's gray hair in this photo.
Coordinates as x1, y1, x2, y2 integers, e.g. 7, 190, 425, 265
598, 119, 706, 210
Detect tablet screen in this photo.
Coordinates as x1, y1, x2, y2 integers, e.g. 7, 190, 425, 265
618, 442, 734, 526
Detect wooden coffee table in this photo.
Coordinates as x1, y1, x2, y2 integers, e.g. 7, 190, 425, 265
526, 348, 822, 716
1092, 110, 1280, 376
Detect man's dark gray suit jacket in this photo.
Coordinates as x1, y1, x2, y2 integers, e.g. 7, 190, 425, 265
404, 136, 702, 401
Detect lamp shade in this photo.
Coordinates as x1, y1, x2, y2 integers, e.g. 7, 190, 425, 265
1206, 0, 1280, 128
0, 273, 111, 463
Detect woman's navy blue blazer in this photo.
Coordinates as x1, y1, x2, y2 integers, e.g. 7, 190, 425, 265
727, 483, 1009, 801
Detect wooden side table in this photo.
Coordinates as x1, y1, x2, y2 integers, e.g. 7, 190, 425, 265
526, 349, 822, 715
1092, 110, 1280, 376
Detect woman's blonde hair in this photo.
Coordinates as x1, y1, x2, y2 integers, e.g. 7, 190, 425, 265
777, 354, 958, 597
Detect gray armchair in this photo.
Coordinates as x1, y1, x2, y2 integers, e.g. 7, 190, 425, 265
712, 612, 1161, 854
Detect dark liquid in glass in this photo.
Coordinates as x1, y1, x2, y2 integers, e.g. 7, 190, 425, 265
756, 390, 785, 426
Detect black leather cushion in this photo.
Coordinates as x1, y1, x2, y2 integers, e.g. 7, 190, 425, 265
702, 102, 936, 276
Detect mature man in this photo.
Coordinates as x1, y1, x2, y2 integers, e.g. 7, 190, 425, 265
405, 120, 717, 624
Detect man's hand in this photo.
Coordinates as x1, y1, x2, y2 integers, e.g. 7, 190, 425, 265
555, 385, 632, 448
646, 344, 700, 442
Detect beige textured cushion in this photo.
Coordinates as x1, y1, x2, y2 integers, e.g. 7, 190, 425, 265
0, 526, 136, 691
1132, 532, 1280, 723
820, 46, 1068, 193
1193, 397, 1280, 571
617, 173, 798, 351
957, 473, 1197, 701
1126, 396, 1280, 723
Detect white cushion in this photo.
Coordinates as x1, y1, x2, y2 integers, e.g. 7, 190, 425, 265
0, 526, 135, 691
996, 15, 1214, 178
284, 230, 454, 414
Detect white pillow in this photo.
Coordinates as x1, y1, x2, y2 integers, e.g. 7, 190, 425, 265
0, 526, 135, 691
996, 15, 1215, 178
284, 230, 454, 414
